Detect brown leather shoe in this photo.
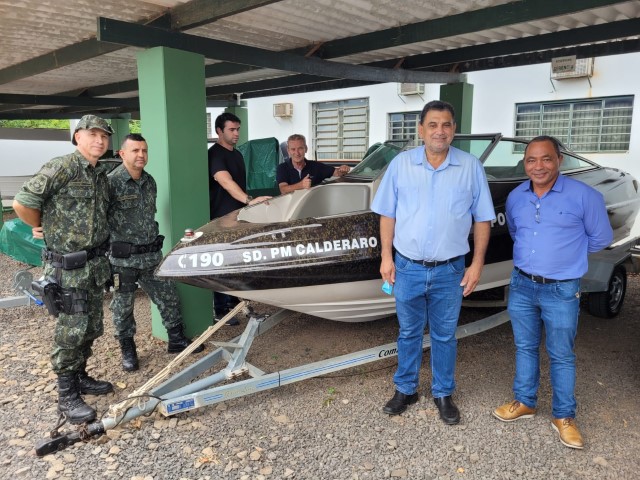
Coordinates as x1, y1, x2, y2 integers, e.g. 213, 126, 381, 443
551, 418, 584, 449
493, 400, 536, 422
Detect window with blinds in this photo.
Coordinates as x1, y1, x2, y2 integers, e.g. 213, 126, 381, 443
515, 96, 633, 153
388, 111, 421, 146
312, 98, 369, 161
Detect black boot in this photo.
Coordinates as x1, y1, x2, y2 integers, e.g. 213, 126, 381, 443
77, 367, 113, 395
167, 325, 205, 354
119, 337, 139, 372
57, 373, 96, 424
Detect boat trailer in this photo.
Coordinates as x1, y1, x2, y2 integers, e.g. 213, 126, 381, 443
34, 303, 511, 456
30, 234, 640, 456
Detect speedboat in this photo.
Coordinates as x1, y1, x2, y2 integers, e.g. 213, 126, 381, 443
157, 134, 640, 322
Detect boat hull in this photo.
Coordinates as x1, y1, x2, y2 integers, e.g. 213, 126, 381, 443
157, 136, 640, 323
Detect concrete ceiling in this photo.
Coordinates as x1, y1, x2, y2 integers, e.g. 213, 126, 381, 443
0, 0, 638, 119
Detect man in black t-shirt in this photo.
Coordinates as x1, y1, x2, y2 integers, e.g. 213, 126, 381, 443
207, 112, 270, 324
276, 134, 350, 195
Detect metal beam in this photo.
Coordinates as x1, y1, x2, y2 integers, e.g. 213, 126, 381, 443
209, 39, 640, 100
0, 40, 122, 87
170, 0, 280, 30
201, 0, 630, 79
204, 19, 639, 97
0, 0, 274, 87
416, 39, 640, 74
316, 0, 629, 59
209, 78, 378, 100
395, 18, 640, 70
74, 0, 631, 99
97, 17, 462, 84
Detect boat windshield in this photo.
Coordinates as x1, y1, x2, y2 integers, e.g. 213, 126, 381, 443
453, 136, 597, 180
346, 142, 404, 180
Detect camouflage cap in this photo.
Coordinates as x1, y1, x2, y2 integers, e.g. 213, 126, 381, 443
72, 115, 114, 145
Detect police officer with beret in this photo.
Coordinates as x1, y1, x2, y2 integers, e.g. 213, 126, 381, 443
13, 115, 115, 424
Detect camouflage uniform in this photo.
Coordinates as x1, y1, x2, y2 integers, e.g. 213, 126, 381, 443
107, 164, 183, 338
14, 152, 111, 374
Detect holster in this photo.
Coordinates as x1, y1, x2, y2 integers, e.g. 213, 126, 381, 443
32, 277, 63, 317
31, 278, 88, 317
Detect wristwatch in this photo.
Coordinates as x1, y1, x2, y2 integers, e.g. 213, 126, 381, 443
245, 195, 253, 205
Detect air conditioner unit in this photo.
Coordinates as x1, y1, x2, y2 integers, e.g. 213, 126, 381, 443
273, 102, 293, 118
398, 83, 425, 96
551, 57, 594, 80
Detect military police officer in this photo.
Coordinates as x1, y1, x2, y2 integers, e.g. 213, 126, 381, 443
13, 115, 115, 425
108, 134, 204, 372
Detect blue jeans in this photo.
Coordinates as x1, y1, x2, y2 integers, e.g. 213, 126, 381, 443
393, 253, 465, 398
507, 269, 580, 418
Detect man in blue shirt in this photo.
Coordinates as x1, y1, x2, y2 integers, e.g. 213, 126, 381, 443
276, 134, 350, 194
493, 136, 612, 449
371, 100, 495, 424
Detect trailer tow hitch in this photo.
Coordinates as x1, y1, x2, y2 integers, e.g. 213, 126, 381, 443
35, 415, 105, 457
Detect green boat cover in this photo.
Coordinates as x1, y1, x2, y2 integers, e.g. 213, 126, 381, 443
0, 218, 45, 266
237, 137, 281, 197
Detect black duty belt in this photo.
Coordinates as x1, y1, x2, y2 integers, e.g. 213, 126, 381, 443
42, 240, 110, 270
130, 240, 163, 254
515, 267, 574, 284
109, 235, 164, 259
396, 251, 462, 268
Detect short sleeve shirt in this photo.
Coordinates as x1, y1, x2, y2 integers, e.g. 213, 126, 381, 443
15, 151, 110, 254
371, 145, 495, 261
276, 159, 336, 187
14, 150, 111, 288
208, 143, 247, 219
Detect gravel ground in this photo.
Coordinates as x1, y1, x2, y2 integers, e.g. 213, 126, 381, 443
1, 244, 639, 480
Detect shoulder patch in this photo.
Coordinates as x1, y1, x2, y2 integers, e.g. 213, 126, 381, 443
25, 174, 48, 195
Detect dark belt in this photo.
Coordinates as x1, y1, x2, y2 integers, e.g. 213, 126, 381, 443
515, 267, 574, 284
43, 240, 110, 264
396, 251, 462, 268
130, 239, 163, 254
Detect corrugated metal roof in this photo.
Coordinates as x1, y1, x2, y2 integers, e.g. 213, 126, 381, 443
0, 0, 638, 117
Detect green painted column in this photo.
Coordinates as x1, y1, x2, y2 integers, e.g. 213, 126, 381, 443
137, 46, 212, 340
109, 117, 130, 153
224, 106, 248, 146
440, 82, 474, 134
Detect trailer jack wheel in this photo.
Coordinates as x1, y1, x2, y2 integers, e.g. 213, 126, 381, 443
587, 265, 627, 318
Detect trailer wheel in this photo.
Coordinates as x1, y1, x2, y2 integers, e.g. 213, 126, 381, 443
587, 265, 627, 318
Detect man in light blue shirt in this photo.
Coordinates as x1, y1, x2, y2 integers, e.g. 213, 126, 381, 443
493, 136, 612, 449
371, 100, 495, 424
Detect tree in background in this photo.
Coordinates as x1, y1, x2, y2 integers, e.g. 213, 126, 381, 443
0, 118, 142, 133
0, 119, 70, 129
129, 120, 141, 133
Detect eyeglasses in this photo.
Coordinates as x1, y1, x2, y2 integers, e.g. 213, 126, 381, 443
531, 201, 540, 223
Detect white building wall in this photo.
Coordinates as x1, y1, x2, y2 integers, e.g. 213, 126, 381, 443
245, 83, 439, 151
468, 54, 638, 178
0, 134, 72, 176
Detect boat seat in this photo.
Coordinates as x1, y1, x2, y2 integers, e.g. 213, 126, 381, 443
513, 159, 526, 176
289, 184, 371, 220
